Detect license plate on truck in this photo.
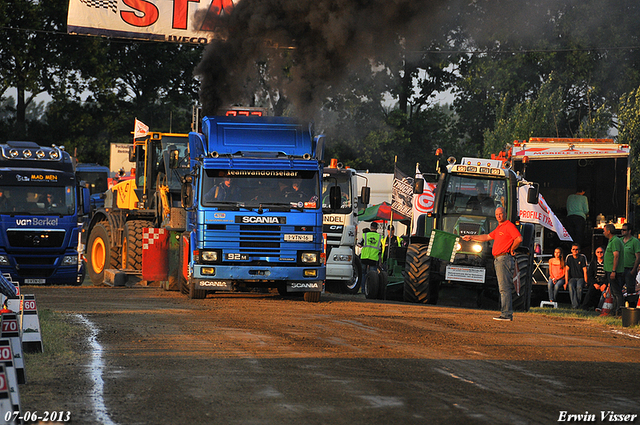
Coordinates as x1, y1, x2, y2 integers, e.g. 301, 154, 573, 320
445, 265, 486, 283
24, 278, 46, 284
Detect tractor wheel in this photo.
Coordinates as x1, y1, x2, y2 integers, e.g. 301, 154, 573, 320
344, 256, 362, 294
403, 243, 440, 304
122, 220, 153, 271
512, 253, 532, 311
87, 221, 119, 285
364, 269, 379, 299
188, 279, 207, 299
378, 270, 389, 299
303, 291, 321, 302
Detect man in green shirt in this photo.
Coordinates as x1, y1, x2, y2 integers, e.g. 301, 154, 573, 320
565, 187, 589, 247
603, 223, 624, 316
621, 223, 640, 296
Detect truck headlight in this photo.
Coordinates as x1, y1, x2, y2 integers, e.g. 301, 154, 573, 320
332, 254, 352, 262
62, 255, 78, 265
300, 252, 318, 263
0, 255, 9, 265
201, 250, 219, 263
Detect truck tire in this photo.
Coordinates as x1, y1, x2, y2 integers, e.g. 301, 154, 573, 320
403, 243, 440, 304
122, 220, 153, 271
344, 256, 362, 295
87, 221, 119, 285
364, 269, 379, 299
513, 253, 532, 311
188, 279, 207, 299
303, 291, 321, 302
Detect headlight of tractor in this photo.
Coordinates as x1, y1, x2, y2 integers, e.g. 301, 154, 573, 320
62, 255, 78, 265
472, 244, 483, 253
300, 252, 318, 263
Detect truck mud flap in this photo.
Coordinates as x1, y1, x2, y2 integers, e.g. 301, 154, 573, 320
287, 282, 322, 292
195, 279, 233, 291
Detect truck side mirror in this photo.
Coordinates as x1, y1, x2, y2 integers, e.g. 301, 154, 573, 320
329, 186, 341, 209
413, 178, 424, 194
128, 146, 136, 162
527, 185, 539, 204
360, 186, 370, 205
181, 175, 194, 209
81, 186, 91, 215
169, 149, 180, 169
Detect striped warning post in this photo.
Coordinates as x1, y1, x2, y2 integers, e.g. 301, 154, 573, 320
6, 295, 43, 354
0, 364, 17, 425
0, 340, 20, 414
0, 314, 24, 385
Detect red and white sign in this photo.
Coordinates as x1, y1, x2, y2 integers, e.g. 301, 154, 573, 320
411, 167, 436, 233
67, 0, 237, 44
518, 186, 572, 241
134, 119, 149, 139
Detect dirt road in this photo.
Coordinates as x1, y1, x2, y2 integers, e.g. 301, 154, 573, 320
18, 286, 640, 424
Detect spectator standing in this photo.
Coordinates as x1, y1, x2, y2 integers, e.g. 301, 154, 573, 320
547, 247, 565, 303
581, 246, 607, 310
565, 187, 589, 247
462, 207, 522, 321
603, 223, 625, 316
620, 224, 640, 297
381, 225, 401, 261
359, 222, 381, 291
564, 243, 588, 309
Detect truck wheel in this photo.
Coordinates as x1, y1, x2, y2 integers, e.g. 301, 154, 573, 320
122, 220, 153, 271
364, 269, 379, 299
513, 253, 532, 311
188, 279, 207, 299
303, 291, 321, 302
344, 256, 362, 294
403, 243, 440, 304
87, 221, 119, 285
178, 233, 189, 295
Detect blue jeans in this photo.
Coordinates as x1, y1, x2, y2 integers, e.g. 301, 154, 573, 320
547, 278, 565, 302
567, 278, 584, 308
494, 254, 515, 319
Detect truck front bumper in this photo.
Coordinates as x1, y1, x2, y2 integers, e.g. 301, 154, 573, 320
193, 264, 325, 292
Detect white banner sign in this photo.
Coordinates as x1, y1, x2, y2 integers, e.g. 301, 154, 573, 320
518, 186, 572, 241
67, 0, 236, 44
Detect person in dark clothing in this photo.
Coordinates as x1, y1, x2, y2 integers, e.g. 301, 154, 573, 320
564, 243, 588, 309
581, 246, 607, 310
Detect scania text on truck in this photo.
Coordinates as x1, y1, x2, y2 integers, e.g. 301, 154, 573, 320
177, 112, 330, 302
322, 159, 370, 294
0, 141, 90, 285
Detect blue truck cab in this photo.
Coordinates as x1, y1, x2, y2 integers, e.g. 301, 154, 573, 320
0, 141, 90, 285
179, 114, 327, 301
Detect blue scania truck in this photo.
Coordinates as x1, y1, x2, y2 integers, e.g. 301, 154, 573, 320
0, 141, 90, 285
176, 112, 329, 301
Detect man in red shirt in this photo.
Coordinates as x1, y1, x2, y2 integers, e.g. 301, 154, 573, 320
462, 206, 522, 321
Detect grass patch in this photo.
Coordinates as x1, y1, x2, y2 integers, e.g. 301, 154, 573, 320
23, 309, 88, 381
529, 306, 640, 329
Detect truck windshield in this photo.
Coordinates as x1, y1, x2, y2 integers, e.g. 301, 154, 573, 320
322, 174, 352, 213
440, 175, 505, 234
0, 185, 76, 215
201, 170, 320, 209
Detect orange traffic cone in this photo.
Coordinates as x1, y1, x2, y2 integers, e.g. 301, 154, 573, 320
600, 290, 614, 317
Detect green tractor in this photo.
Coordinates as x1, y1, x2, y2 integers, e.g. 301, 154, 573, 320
366, 153, 539, 311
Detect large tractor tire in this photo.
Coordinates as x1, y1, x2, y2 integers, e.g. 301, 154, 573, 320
122, 220, 153, 271
87, 221, 119, 285
403, 243, 440, 304
512, 253, 533, 311
344, 256, 362, 294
